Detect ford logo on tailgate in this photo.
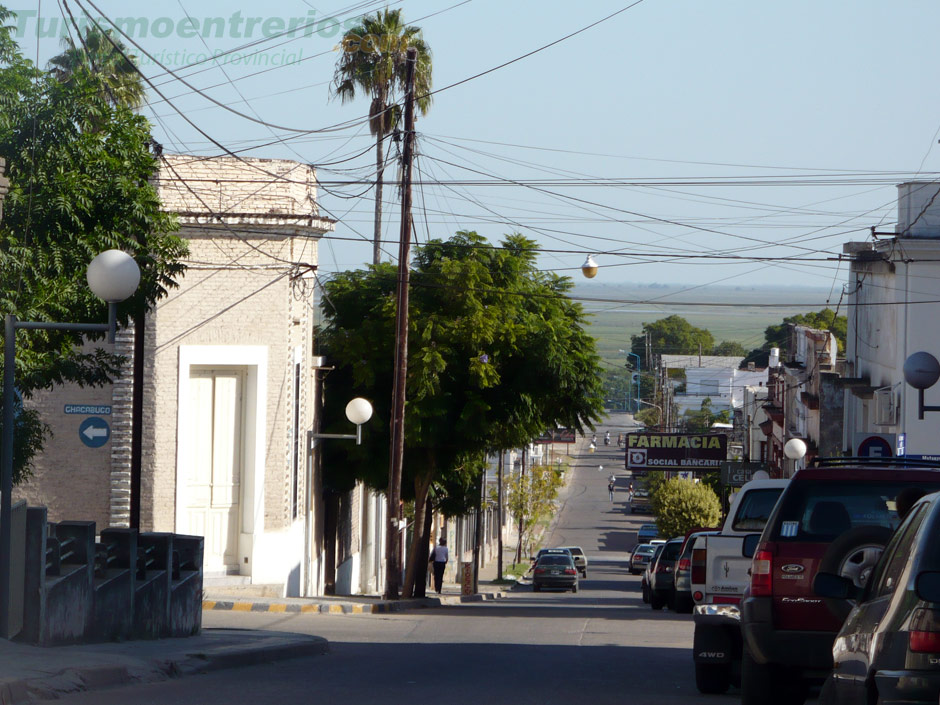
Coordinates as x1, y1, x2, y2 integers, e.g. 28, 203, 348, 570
781, 564, 804, 574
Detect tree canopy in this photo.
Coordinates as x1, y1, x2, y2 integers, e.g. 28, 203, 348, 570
651, 477, 721, 538
743, 308, 847, 367
0, 7, 186, 482
631, 315, 715, 359
332, 9, 431, 265
317, 231, 604, 594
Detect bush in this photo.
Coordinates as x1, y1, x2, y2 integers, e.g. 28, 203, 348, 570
653, 478, 721, 538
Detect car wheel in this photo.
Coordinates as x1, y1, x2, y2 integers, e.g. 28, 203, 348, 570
741, 647, 806, 705
694, 662, 731, 694
581, 570, 587, 578
818, 525, 893, 621
641, 581, 650, 603
533, 583, 541, 592
817, 674, 838, 705
673, 595, 693, 614
572, 583, 579, 593
650, 591, 666, 610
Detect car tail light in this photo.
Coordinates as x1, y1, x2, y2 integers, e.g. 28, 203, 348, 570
564, 568, 577, 575
677, 558, 690, 573
750, 547, 774, 597
691, 548, 706, 584
713, 596, 741, 605
910, 608, 940, 652
534, 568, 545, 575
655, 563, 672, 574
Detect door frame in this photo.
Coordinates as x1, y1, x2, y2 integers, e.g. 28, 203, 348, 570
176, 346, 267, 576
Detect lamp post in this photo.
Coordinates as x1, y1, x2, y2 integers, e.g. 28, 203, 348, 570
636, 398, 664, 429
308, 397, 373, 446
0, 250, 140, 638
903, 352, 940, 420
619, 349, 641, 412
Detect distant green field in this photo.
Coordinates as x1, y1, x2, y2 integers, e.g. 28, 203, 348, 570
573, 282, 835, 367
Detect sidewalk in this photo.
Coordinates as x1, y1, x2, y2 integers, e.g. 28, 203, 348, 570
0, 628, 328, 704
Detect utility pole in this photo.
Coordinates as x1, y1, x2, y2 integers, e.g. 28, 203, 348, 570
384, 47, 417, 601
496, 452, 503, 580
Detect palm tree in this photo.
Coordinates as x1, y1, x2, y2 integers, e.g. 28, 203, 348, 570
333, 9, 432, 265
48, 27, 145, 109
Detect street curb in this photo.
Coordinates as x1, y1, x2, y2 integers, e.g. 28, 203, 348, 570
175, 635, 330, 675
0, 632, 330, 703
203, 597, 442, 614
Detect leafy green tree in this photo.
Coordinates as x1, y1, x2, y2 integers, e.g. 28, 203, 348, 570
48, 27, 145, 109
713, 340, 746, 356
743, 308, 847, 367
682, 397, 730, 433
332, 9, 432, 265
653, 478, 721, 538
505, 463, 563, 559
0, 7, 186, 483
318, 231, 604, 596
631, 315, 714, 359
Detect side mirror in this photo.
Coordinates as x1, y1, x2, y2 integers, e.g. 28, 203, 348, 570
814, 571, 857, 600
915, 571, 940, 603
742, 534, 761, 558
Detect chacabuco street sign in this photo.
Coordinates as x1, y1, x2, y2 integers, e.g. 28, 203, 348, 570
626, 432, 728, 470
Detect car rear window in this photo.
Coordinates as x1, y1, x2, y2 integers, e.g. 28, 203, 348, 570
771, 480, 940, 542
538, 556, 572, 566
565, 548, 584, 556
634, 546, 655, 555
661, 541, 682, 560
732, 488, 784, 531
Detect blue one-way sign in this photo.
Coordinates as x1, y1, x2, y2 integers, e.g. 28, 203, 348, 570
79, 417, 110, 448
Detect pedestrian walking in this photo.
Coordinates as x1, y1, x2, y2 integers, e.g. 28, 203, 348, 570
430, 537, 449, 593
608, 480, 615, 501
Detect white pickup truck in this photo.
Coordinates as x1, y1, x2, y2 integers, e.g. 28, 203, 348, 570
690, 477, 788, 694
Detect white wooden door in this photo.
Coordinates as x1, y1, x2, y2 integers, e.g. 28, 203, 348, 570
182, 369, 244, 573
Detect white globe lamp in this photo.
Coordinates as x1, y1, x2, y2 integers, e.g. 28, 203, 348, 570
86, 250, 141, 303
345, 397, 373, 426
784, 438, 807, 460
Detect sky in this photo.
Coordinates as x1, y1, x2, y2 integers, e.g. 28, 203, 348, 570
11, 0, 940, 296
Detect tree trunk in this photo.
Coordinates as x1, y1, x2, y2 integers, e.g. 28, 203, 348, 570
373, 132, 384, 266
402, 467, 433, 598
413, 496, 433, 598
323, 490, 340, 595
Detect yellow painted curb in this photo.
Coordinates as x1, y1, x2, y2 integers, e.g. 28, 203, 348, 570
269, 604, 287, 613
301, 605, 319, 613
231, 602, 253, 612
202, 600, 216, 610
328, 604, 344, 614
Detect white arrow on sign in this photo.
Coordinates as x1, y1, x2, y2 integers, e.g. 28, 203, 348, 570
83, 426, 108, 439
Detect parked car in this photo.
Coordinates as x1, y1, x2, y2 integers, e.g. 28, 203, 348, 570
673, 528, 720, 613
740, 458, 940, 705
637, 523, 659, 542
814, 490, 940, 705
630, 543, 656, 575
641, 543, 665, 603
648, 537, 684, 610
532, 553, 579, 593
560, 546, 588, 577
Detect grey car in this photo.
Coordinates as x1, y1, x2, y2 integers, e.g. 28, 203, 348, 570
815, 491, 940, 705
648, 537, 683, 610
560, 546, 588, 577
532, 554, 579, 593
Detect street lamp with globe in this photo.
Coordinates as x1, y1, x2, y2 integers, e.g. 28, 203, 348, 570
1, 250, 141, 638
903, 351, 940, 419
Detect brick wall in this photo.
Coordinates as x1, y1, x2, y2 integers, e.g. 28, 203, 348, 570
18, 154, 332, 550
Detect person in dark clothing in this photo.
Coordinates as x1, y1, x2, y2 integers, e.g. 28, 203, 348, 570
430, 537, 448, 593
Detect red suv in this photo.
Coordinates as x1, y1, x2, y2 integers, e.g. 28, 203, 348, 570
740, 458, 940, 705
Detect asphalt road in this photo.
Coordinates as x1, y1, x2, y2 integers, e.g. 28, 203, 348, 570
44, 412, 742, 705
